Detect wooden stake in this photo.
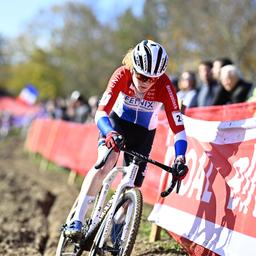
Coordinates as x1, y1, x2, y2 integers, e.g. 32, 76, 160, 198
149, 223, 162, 242
68, 170, 77, 185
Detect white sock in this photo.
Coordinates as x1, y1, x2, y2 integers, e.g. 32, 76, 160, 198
71, 195, 95, 224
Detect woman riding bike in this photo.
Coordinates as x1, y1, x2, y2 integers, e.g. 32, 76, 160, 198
64, 39, 188, 239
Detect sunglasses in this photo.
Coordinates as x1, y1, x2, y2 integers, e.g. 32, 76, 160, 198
134, 70, 159, 83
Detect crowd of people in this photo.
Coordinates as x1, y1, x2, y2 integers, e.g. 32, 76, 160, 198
43, 57, 255, 125
0, 90, 99, 138
174, 57, 255, 109
1, 56, 255, 132
43, 91, 99, 124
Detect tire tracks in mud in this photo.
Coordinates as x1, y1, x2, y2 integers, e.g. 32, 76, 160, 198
0, 137, 78, 255
0, 137, 188, 256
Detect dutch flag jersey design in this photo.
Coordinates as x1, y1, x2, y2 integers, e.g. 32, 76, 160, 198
95, 66, 187, 155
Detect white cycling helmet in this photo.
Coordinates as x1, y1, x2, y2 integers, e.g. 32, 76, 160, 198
132, 40, 169, 78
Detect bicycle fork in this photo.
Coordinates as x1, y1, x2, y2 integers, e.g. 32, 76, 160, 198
86, 167, 120, 237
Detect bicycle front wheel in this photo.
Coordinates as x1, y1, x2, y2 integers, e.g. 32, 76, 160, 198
89, 188, 143, 256
56, 196, 85, 256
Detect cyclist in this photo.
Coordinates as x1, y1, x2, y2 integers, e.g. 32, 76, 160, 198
64, 39, 188, 238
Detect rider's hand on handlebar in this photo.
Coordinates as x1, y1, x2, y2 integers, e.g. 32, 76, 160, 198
105, 131, 124, 152
172, 155, 188, 181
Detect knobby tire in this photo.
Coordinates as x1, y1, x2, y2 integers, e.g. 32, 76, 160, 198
56, 192, 109, 256
89, 188, 143, 256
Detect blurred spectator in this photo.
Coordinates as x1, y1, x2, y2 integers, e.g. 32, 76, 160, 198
212, 65, 253, 105
55, 97, 68, 119
170, 75, 180, 92
65, 91, 90, 123
247, 85, 256, 102
197, 60, 219, 107
0, 112, 12, 138
177, 71, 198, 108
211, 57, 234, 105
45, 98, 65, 119
86, 95, 99, 123
212, 57, 233, 82
0, 87, 13, 97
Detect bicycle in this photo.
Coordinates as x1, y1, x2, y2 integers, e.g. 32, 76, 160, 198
56, 140, 186, 256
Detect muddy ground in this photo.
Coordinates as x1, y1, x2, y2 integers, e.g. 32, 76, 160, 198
0, 135, 188, 256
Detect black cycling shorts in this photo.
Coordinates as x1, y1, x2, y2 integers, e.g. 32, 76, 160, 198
99, 112, 156, 187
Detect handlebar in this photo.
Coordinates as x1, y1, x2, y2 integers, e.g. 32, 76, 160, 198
122, 148, 181, 196
94, 136, 182, 196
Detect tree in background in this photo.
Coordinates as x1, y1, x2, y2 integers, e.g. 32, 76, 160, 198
159, 0, 256, 78
7, 48, 63, 99
0, 36, 11, 91
1, 0, 255, 99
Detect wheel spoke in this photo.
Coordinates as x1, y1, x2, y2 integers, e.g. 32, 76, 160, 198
89, 189, 142, 256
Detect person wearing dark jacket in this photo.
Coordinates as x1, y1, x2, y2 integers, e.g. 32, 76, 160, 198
197, 60, 219, 106
212, 57, 233, 83
212, 65, 253, 105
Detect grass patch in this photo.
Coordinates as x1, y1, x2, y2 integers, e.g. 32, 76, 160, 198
137, 202, 188, 255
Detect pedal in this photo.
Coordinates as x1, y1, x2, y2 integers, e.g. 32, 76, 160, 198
65, 231, 83, 242
60, 224, 67, 232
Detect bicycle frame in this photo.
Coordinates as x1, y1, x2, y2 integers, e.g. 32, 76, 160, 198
85, 157, 140, 247
56, 144, 182, 256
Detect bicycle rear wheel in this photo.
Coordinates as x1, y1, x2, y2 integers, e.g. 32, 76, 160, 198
89, 188, 143, 256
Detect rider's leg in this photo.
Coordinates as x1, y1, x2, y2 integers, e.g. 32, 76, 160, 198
69, 145, 119, 225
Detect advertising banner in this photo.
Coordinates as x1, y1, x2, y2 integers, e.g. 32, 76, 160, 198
25, 101, 256, 255
149, 116, 256, 256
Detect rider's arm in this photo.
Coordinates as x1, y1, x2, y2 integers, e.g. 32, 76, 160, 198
173, 130, 187, 157
95, 67, 131, 136
161, 77, 187, 158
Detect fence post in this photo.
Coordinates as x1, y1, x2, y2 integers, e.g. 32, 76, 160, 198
68, 170, 77, 185
149, 223, 162, 242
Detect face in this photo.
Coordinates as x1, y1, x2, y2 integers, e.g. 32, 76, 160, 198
132, 70, 159, 93
179, 72, 192, 91
212, 61, 222, 80
198, 64, 212, 84
220, 72, 239, 91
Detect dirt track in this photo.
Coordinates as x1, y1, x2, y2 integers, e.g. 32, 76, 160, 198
0, 136, 78, 255
0, 135, 187, 256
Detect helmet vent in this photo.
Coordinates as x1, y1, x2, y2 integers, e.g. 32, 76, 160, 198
144, 44, 152, 74
153, 47, 163, 75
159, 56, 168, 73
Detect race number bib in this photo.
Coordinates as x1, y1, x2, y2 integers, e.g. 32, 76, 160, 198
172, 111, 183, 126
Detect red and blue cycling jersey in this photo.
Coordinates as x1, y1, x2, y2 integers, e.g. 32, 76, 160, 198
95, 66, 187, 156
